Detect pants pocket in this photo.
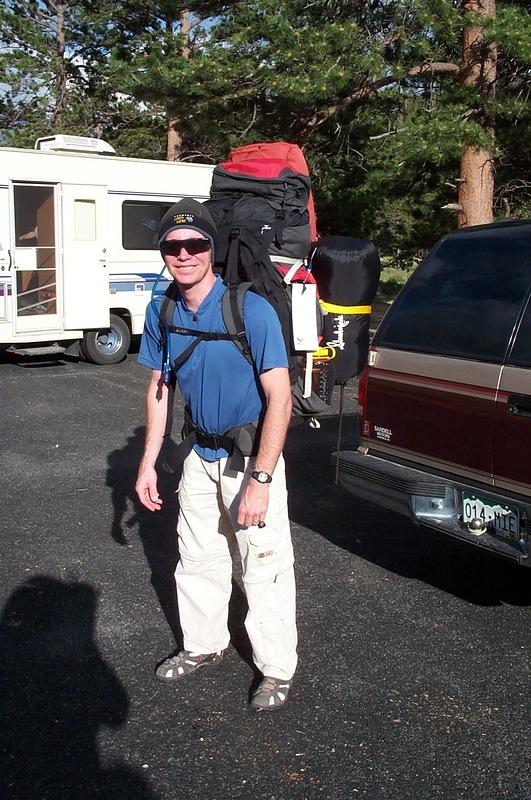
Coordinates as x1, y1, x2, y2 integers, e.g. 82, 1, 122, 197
244, 526, 294, 583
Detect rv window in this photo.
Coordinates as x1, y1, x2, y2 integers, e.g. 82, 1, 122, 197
74, 200, 96, 241
122, 201, 172, 250
14, 185, 55, 247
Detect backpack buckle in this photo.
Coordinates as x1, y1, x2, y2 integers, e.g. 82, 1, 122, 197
195, 430, 234, 453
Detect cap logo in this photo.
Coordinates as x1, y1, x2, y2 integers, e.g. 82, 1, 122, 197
173, 213, 195, 225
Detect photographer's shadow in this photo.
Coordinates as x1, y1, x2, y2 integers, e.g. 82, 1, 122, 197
0, 576, 157, 800
106, 428, 253, 666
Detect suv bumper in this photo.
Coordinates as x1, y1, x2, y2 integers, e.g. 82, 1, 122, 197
334, 449, 530, 567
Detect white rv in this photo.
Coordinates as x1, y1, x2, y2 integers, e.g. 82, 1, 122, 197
0, 135, 214, 363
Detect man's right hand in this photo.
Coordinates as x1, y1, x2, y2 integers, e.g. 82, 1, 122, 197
135, 466, 163, 511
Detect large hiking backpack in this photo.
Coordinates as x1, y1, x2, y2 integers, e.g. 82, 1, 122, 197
203, 148, 329, 416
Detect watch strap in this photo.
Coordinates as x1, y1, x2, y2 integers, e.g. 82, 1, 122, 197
251, 470, 273, 484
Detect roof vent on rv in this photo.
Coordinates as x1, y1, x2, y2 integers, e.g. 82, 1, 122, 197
34, 135, 116, 155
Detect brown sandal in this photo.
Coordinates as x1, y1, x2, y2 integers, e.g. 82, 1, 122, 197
155, 649, 224, 682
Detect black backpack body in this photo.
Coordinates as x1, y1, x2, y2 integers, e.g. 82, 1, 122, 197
205, 164, 312, 262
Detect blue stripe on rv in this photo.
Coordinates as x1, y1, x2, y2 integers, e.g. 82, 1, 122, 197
109, 273, 171, 293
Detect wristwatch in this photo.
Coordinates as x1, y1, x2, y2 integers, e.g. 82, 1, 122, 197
251, 470, 273, 484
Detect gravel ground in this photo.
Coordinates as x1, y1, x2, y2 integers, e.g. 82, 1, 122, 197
0, 349, 529, 800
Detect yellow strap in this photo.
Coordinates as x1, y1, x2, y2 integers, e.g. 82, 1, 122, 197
312, 346, 336, 360
320, 300, 372, 315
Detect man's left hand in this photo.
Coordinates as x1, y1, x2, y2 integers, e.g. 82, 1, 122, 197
237, 480, 269, 528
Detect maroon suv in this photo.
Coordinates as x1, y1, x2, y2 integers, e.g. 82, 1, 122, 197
336, 220, 531, 567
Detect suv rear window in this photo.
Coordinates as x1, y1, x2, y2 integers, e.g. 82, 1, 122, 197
376, 227, 531, 363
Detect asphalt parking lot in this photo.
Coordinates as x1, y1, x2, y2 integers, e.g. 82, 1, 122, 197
0, 348, 530, 800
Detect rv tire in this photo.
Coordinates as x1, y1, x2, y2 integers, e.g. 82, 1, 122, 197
80, 314, 131, 365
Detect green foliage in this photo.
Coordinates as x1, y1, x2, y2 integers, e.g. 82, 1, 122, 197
379, 260, 421, 297
0, 0, 529, 260
490, 6, 531, 60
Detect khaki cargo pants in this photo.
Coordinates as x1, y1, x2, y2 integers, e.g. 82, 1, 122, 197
175, 449, 297, 681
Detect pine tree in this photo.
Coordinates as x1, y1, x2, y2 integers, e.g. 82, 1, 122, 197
105, 2, 232, 161
0, 1, 120, 145
209, 0, 530, 233
1, 0, 528, 255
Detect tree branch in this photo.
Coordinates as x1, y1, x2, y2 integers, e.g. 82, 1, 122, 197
369, 127, 405, 140
238, 102, 258, 140
300, 61, 461, 140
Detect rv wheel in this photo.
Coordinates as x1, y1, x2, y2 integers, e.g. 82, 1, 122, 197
80, 314, 131, 365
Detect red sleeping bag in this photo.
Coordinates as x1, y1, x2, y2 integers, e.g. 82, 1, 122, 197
227, 141, 318, 243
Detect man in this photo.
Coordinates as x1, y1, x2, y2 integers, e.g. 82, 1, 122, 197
135, 198, 297, 712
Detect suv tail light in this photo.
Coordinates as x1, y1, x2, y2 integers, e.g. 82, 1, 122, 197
358, 346, 376, 437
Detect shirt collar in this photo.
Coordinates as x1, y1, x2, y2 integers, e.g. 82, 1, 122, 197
179, 275, 224, 315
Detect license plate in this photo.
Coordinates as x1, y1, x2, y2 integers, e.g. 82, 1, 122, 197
462, 492, 519, 541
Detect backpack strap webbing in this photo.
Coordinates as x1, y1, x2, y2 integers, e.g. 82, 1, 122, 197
158, 282, 246, 374
157, 284, 178, 384
157, 282, 262, 472
221, 282, 254, 366
170, 327, 239, 373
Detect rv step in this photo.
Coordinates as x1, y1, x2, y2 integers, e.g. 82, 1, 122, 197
7, 341, 79, 357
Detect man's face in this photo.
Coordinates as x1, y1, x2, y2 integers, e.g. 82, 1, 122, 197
161, 228, 213, 290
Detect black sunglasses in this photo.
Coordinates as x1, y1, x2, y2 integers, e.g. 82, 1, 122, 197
160, 238, 211, 256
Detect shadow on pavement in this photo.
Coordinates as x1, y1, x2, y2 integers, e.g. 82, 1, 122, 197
106, 428, 254, 669
0, 576, 158, 800
285, 415, 531, 608
106, 427, 182, 645
0, 350, 79, 368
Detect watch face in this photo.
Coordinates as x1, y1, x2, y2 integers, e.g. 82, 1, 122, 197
252, 470, 272, 484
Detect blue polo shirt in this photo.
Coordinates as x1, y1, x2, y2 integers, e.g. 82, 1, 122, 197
138, 276, 288, 460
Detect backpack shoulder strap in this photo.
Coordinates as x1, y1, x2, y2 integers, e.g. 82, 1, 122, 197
158, 282, 240, 374
160, 281, 179, 331
221, 283, 254, 367
157, 282, 181, 383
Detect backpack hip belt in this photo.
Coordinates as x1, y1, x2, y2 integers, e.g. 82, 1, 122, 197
173, 411, 262, 472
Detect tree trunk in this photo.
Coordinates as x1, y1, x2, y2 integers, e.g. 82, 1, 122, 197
51, 1, 68, 129
166, 9, 190, 162
458, 146, 495, 226
166, 117, 183, 162
457, 0, 497, 227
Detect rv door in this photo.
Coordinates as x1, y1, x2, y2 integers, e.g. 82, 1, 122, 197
12, 182, 62, 334
0, 185, 10, 324
61, 184, 109, 330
